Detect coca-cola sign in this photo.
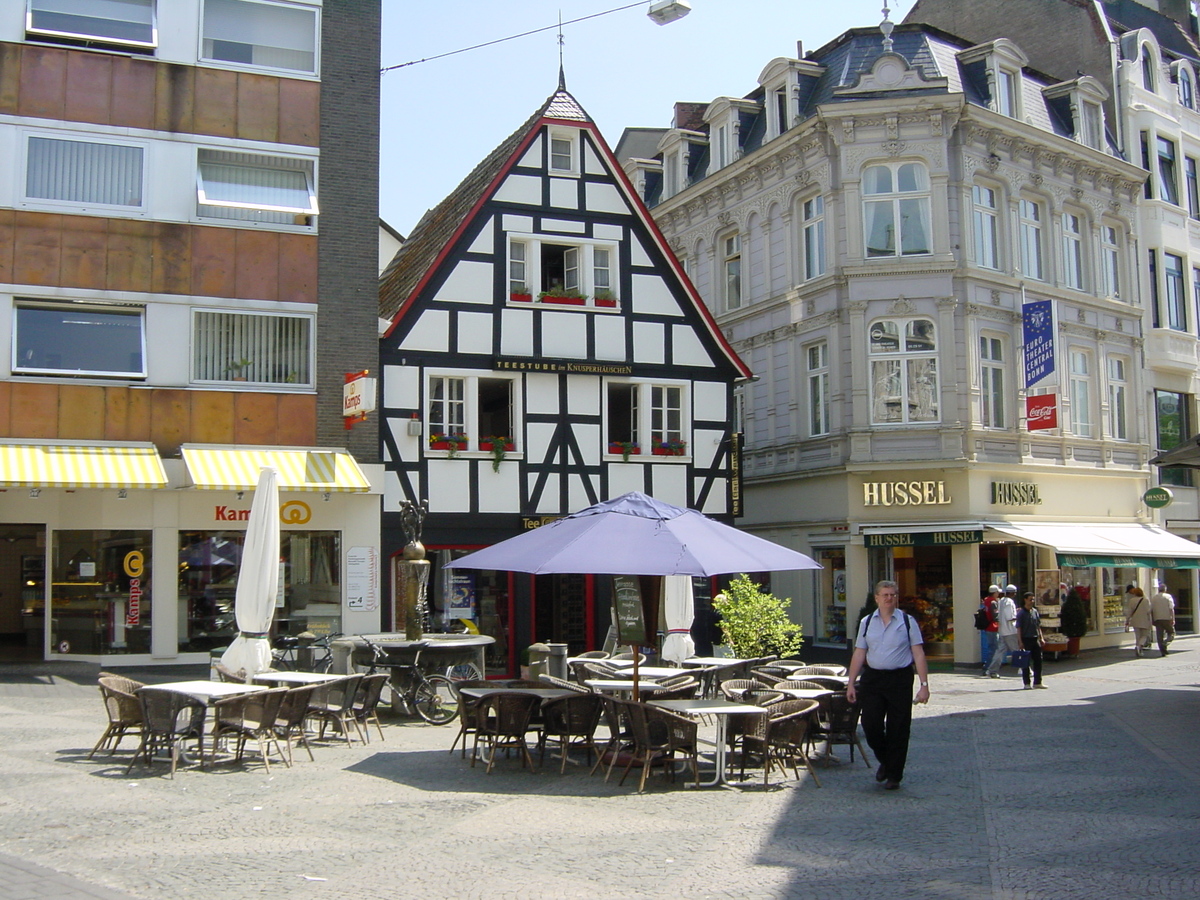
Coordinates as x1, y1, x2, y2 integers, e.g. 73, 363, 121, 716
1026, 393, 1058, 430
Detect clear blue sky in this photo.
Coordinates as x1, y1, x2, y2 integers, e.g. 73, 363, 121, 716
379, 0, 911, 236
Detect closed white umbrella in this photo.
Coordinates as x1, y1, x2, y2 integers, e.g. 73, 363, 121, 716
220, 466, 280, 677
660, 575, 696, 664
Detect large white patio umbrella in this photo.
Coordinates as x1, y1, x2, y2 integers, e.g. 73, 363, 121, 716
660, 575, 696, 664
220, 466, 280, 677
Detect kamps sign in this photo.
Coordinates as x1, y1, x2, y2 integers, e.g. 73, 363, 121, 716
1022, 299, 1055, 387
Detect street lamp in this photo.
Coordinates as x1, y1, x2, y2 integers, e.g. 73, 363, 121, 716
647, 1, 691, 25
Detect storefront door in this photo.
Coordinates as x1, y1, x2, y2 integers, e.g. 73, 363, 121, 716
0, 525, 45, 662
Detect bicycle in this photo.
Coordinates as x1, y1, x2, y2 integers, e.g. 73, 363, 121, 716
355, 636, 459, 725
271, 632, 341, 672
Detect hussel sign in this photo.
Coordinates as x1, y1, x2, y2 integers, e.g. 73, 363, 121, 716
863, 481, 951, 507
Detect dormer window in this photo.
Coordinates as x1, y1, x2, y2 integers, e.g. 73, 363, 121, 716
715, 125, 730, 169
548, 131, 577, 174
1044, 76, 1108, 152
771, 86, 789, 138
703, 97, 756, 175
996, 68, 1018, 117
1176, 63, 1195, 109
27, 0, 156, 51
1142, 45, 1156, 92
1079, 101, 1103, 149
959, 39, 1028, 122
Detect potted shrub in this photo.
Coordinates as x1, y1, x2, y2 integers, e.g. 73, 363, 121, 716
608, 441, 640, 462
226, 358, 253, 381
713, 575, 804, 659
1059, 588, 1088, 657
593, 288, 618, 308
509, 283, 532, 302
538, 286, 587, 305
479, 436, 514, 472
651, 438, 687, 456
428, 432, 468, 457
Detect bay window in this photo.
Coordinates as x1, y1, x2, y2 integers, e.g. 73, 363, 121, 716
863, 162, 931, 258
869, 318, 939, 424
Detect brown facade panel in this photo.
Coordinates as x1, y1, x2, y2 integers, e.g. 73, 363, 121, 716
0, 383, 10, 436
8, 383, 59, 439
105, 219, 154, 293
192, 67, 239, 139
58, 217, 109, 290
122, 389, 152, 442
148, 389, 190, 455
189, 391, 237, 445
277, 233, 319, 303
277, 78, 320, 146
57, 385, 106, 440
64, 52, 111, 124
155, 63, 194, 134
17, 45, 66, 120
103, 387, 131, 442
0, 42, 19, 113
233, 393, 279, 445
12, 212, 62, 286
190, 225, 238, 298
236, 73, 279, 143
110, 56, 156, 131
0, 210, 15, 285
275, 394, 317, 446
150, 222, 193, 295
233, 229, 280, 301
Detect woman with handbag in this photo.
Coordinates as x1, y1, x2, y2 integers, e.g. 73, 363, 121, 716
1123, 586, 1153, 658
1016, 593, 1045, 690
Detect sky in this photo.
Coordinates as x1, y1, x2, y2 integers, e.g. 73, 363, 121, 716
378, 0, 912, 236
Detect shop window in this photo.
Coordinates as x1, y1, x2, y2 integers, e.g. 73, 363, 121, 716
862, 162, 930, 258
25, 135, 144, 209
197, 149, 318, 225
806, 341, 830, 436
50, 530, 152, 656
1107, 356, 1128, 441
424, 551, 511, 675
192, 309, 312, 386
1069, 349, 1093, 437
13, 300, 145, 378
1156, 389, 1193, 487
868, 318, 939, 425
1018, 198, 1044, 280
972, 184, 999, 270
201, 0, 318, 75
606, 381, 686, 453
178, 530, 341, 652
426, 374, 514, 451
27, 0, 156, 50
812, 549, 846, 645
980, 335, 1006, 429
1061, 213, 1084, 290
802, 196, 826, 280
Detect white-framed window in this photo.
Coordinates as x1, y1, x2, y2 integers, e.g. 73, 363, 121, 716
424, 374, 516, 450
806, 341, 830, 436
1107, 356, 1128, 441
980, 335, 1006, 429
1061, 212, 1084, 290
972, 184, 999, 270
507, 236, 618, 303
1180, 67, 1195, 109
1100, 224, 1121, 299
1187, 157, 1199, 218
1069, 349, 1092, 437
715, 125, 730, 169
191, 309, 312, 386
1018, 198, 1044, 280
1164, 252, 1187, 331
772, 86, 789, 138
606, 381, 688, 453
24, 134, 144, 210
722, 233, 742, 310
197, 148, 317, 225
1157, 136, 1179, 205
862, 162, 931, 258
869, 318, 939, 425
995, 67, 1018, 117
1079, 101, 1104, 150
509, 240, 527, 293
548, 130, 577, 173
27, 0, 156, 50
802, 196, 826, 280
201, 0, 319, 75
1142, 45, 1157, 92
664, 152, 680, 198
13, 300, 145, 378
593, 247, 612, 295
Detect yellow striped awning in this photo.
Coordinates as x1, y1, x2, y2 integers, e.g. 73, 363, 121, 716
0, 442, 167, 488
181, 445, 370, 492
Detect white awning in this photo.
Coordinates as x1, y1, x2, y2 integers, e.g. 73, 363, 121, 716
987, 522, 1200, 568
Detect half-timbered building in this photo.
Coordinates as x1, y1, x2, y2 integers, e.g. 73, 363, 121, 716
378, 84, 750, 675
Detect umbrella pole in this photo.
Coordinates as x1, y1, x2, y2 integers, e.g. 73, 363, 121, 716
631, 645, 640, 703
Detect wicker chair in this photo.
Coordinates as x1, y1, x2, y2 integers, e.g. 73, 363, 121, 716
274, 684, 318, 763
650, 677, 699, 701
612, 700, 667, 791
575, 650, 610, 659
350, 673, 391, 743
214, 663, 248, 684
741, 698, 822, 787
750, 666, 790, 685
777, 679, 828, 691
807, 691, 869, 766
723, 690, 783, 758
209, 687, 289, 772
538, 673, 590, 693
609, 652, 646, 663
126, 688, 206, 779
788, 664, 849, 677
591, 695, 632, 779
538, 693, 604, 773
449, 684, 490, 759
472, 692, 541, 773
89, 676, 144, 759
98, 672, 145, 693
799, 675, 849, 691
719, 678, 764, 701
643, 703, 700, 788
306, 674, 364, 746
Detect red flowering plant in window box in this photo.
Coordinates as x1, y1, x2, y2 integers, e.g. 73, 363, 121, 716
608, 441, 640, 461
509, 283, 532, 302
479, 436, 515, 472
651, 438, 687, 456
428, 432, 468, 457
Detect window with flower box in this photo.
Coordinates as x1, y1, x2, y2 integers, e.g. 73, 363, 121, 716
426, 374, 515, 453
606, 382, 688, 457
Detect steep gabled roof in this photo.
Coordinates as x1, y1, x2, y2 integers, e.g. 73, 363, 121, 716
378, 86, 752, 378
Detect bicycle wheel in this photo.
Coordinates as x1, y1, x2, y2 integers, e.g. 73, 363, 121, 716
414, 674, 459, 724
445, 662, 484, 682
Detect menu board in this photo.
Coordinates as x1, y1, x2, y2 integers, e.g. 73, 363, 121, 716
612, 574, 646, 645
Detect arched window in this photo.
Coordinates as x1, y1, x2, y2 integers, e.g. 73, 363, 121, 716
1142, 45, 1156, 92
862, 163, 931, 258
868, 318, 939, 424
1180, 68, 1195, 109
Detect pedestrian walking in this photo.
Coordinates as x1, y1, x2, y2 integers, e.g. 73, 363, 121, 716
1016, 592, 1045, 689
1149, 583, 1176, 657
1123, 586, 1153, 658
846, 580, 930, 791
976, 585, 1000, 672
985, 586, 1019, 678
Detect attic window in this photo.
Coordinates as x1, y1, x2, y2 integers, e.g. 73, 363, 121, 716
549, 132, 577, 173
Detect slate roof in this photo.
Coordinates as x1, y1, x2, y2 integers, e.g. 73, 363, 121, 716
1102, 0, 1200, 62
379, 89, 592, 322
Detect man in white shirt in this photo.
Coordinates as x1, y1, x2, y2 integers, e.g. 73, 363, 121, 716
985, 585, 1020, 678
1149, 583, 1176, 657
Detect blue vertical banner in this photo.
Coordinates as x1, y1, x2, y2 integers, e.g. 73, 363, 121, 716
1022, 298, 1055, 387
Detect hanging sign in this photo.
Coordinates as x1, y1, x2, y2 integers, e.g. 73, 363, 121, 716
343, 370, 376, 429
1022, 299, 1055, 387
1144, 486, 1174, 509
612, 574, 647, 645
1026, 393, 1058, 431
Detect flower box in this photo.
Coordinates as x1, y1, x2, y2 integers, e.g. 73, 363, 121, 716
594, 296, 618, 308
479, 441, 515, 452
509, 292, 532, 302
429, 435, 468, 452
540, 293, 587, 305
651, 442, 687, 456
608, 443, 641, 456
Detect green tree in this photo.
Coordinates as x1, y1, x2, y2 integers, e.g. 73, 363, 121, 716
712, 575, 804, 659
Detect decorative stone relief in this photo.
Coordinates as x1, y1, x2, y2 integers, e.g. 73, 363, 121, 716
889, 296, 915, 315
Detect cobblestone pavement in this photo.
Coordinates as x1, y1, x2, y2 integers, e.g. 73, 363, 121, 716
0, 641, 1197, 900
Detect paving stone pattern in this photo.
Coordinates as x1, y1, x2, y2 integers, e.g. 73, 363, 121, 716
0, 643, 1197, 900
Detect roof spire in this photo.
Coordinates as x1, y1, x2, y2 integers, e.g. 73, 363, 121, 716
880, 2, 894, 53
557, 11, 566, 91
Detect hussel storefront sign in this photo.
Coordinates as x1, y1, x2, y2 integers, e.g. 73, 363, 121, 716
863, 481, 951, 507
991, 481, 1042, 505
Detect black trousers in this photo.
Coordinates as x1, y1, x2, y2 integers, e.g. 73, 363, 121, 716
1021, 635, 1043, 685
857, 664, 914, 783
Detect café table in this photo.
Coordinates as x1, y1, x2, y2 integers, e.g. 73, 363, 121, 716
584, 679, 673, 698
600, 662, 684, 679
647, 698, 766, 787
774, 687, 835, 701
457, 686, 578, 702
252, 671, 343, 686
142, 680, 267, 764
